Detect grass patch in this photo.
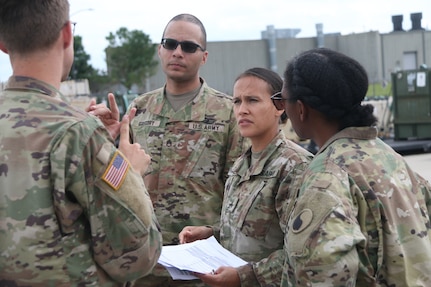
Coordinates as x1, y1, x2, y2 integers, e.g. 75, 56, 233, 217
366, 82, 392, 99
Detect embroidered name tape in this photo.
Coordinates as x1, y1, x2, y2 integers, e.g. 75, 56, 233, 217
139, 120, 161, 127
188, 123, 225, 132
102, 151, 129, 190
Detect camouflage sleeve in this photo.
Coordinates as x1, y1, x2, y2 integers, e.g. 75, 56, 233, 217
205, 106, 247, 233
417, 173, 431, 216
237, 250, 285, 287
236, 263, 259, 287
52, 116, 162, 282
285, 172, 366, 286
222, 108, 248, 183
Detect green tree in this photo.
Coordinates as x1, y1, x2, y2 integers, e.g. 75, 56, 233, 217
70, 35, 96, 80
105, 27, 158, 91
70, 35, 111, 93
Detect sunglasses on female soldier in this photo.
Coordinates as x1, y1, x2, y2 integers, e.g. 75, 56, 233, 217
161, 38, 205, 53
271, 91, 297, 110
271, 92, 286, 110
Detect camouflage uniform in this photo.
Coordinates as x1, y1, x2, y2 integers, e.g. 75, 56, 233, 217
0, 76, 162, 287
129, 78, 246, 286
281, 127, 431, 286
218, 131, 312, 287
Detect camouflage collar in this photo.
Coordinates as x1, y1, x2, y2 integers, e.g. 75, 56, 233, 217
232, 130, 286, 178
317, 126, 378, 155
5, 76, 60, 98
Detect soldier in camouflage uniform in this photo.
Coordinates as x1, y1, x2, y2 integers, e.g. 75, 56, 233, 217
0, 1, 162, 286
276, 48, 431, 286
179, 68, 313, 287
89, 14, 245, 287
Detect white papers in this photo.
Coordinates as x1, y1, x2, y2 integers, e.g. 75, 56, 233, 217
417, 72, 426, 87
157, 236, 247, 280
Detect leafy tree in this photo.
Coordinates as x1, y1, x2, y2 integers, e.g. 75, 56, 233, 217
70, 35, 96, 80
105, 27, 158, 91
69, 36, 110, 93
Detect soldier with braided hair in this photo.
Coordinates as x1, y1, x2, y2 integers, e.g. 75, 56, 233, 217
273, 48, 431, 286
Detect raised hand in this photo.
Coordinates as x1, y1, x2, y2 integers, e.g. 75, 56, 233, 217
118, 115, 150, 176
87, 93, 136, 140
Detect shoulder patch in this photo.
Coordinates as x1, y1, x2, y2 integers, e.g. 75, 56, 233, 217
102, 151, 129, 190
292, 209, 313, 233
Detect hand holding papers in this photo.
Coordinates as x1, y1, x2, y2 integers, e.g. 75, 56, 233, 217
157, 236, 247, 280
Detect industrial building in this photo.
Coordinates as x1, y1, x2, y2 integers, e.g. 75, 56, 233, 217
147, 12, 430, 95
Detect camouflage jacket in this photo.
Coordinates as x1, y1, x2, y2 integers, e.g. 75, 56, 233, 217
0, 76, 162, 287
128, 79, 246, 285
129, 78, 245, 246
220, 131, 312, 287
281, 127, 431, 287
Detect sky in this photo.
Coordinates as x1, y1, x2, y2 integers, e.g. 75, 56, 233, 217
1, 0, 430, 82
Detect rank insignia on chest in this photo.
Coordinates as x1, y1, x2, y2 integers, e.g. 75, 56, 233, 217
102, 151, 129, 190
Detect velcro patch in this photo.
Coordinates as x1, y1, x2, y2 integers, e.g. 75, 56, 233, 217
292, 209, 313, 233
102, 151, 129, 190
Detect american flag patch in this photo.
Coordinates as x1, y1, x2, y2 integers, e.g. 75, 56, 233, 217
102, 151, 129, 190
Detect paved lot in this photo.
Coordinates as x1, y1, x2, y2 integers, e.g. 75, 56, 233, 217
403, 152, 431, 182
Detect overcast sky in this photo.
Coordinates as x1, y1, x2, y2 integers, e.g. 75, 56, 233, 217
1, 0, 430, 82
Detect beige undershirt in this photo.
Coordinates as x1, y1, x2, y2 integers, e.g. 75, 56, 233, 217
165, 85, 201, 111
251, 150, 263, 166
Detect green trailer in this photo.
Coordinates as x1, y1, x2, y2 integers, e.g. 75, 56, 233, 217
391, 69, 431, 140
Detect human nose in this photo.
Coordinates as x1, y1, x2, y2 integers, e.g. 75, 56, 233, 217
172, 44, 184, 56
236, 102, 248, 115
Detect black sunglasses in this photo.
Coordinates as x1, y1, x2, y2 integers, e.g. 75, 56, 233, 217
161, 38, 205, 53
271, 91, 297, 110
270, 92, 286, 110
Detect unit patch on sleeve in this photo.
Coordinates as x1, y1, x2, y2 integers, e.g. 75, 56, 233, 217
102, 151, 130, 190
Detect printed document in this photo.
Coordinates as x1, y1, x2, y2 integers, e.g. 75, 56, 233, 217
157, 236, 247, 280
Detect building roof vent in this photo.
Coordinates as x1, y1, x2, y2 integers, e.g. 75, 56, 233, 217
410, 12, 424, 30
392, 15, 404, 31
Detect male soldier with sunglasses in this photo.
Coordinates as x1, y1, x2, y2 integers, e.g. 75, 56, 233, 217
89, 13, 246, 287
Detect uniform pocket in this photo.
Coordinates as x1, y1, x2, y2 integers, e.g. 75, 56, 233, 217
236, 180, 278, 240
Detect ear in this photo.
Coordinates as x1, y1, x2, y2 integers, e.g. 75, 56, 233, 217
0, 42, 8, 54
297, 100, 308, 122
62, 22, 73, 49
157, 44, 162, 58
275, 108, 284, 118
201, 50, 208, 65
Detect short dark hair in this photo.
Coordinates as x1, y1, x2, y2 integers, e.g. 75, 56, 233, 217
284, 48, 377, 128
0, 0, 70, 54
162, 13, 207, 50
